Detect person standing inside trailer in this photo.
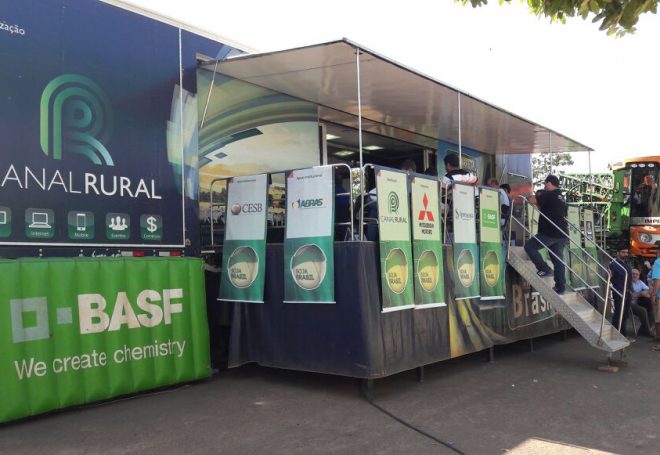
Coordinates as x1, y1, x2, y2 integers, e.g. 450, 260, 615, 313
441, 153, 478, 188
610, 245, 633, 338
523, 175, 568, 294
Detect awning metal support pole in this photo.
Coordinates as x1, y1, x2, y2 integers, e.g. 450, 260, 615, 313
458, 92, 462, 168
356, 48, 365, 240
549, 133, 553, 175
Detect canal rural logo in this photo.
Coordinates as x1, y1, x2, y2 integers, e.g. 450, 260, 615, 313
290, 244, 327, 290
456, 249, 475, 287
227, 246, 259, 288
388, 191, 400, 214
385, 248, 408, 294
40, 74, 114, 166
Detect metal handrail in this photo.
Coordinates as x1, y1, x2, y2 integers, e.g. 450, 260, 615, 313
508, 195, 618, 343
208, 163, 355, 246
515, 196, 616, 295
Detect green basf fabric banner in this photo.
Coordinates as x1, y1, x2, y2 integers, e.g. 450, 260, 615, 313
567, 205, 588, 291
410, 176, 445, 308
376, 167, 414, 312
479, 188, 505, 300
452, 183, 480, 300
218, 174, 268, 303
0, 257, 210, 424
284, 166, 335, 303
582, 208, 600, 289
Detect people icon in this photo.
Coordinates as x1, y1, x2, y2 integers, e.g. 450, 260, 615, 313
109, 215, 128, 231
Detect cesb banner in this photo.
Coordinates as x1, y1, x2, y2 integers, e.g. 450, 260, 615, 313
410, 176, 445, 308
284, 167, 335, 303
0, 257, 210, 424
218, 174, 268, 303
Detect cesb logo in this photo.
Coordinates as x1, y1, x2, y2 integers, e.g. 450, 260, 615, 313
9, 288, 184, 343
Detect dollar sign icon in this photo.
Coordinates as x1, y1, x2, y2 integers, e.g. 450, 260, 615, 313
146, 216, 158, 233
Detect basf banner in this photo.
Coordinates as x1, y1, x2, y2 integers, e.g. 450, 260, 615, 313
479, 188, 505, 300
284, 167, 335, 304
410, 176, 445, 308
376, 167, 414, 312
0, 0, 200, 248
218, 175, 268, 303
0, 257, 210, 423
452, 184, 479, 300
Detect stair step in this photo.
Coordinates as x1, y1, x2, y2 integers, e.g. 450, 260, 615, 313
507, 246, 629, 354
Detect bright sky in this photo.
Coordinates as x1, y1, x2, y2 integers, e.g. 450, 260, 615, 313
126, 0, 660, 172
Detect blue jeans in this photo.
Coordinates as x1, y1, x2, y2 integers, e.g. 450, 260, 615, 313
524, 234, 568, 291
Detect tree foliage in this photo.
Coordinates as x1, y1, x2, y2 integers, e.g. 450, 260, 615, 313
459, 0, 658, 36
532, 152, 574, 187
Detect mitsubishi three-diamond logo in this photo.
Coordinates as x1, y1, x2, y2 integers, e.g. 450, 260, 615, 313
418, 193, 435, 221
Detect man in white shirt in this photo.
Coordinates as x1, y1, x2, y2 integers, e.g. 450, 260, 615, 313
630, 268, 654, 337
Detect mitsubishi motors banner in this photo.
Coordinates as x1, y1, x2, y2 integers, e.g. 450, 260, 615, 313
452, 183, 479, 300
410, 176, 445, 308
567, 206, 588, 291
0, 257, 210, 424
218, 174, 267, 303
284, 167, 335, 303
479, 188, 505, 300
376, 167, 414, 312
583, 208, 600, 288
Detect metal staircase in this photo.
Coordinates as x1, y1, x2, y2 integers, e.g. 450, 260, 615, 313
507, 196, 630, 354
507, 246, 629, 353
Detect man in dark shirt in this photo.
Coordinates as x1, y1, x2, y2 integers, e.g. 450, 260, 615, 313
610, 246, 632, 337
524, 175, 568, 293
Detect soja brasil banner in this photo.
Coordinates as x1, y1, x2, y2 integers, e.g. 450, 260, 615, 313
218, 174, 268, 303
452, 183, 479, 300
410, 176, 445, 308
376, 167, 414, 312
479, 188, 505, 300
284, 167, 335, 303
567, 205, 588, 291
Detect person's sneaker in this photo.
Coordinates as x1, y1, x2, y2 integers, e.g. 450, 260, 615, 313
537, 270, 552, 278
552, 287, 566, 294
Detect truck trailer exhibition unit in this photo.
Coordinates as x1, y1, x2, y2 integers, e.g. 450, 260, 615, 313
1, 0, 612, 423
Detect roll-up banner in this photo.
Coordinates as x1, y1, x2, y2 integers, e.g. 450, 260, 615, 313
284, 167, 335, 303
0, 257, 210, 424
376, 167, 414, 312
452, 183, 480, 300
410, 176, 445, 308
567, 205, 588, 291
479, 188, 505, 300
218, 174, 268, 303
582, 208, 600, 288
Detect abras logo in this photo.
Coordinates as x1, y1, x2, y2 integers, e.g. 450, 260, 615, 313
292, 198, 324, 209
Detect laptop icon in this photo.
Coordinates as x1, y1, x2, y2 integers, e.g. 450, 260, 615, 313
29, 212, 51, 229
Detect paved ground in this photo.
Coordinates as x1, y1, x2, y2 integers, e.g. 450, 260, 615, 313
2, 332, 659, 454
